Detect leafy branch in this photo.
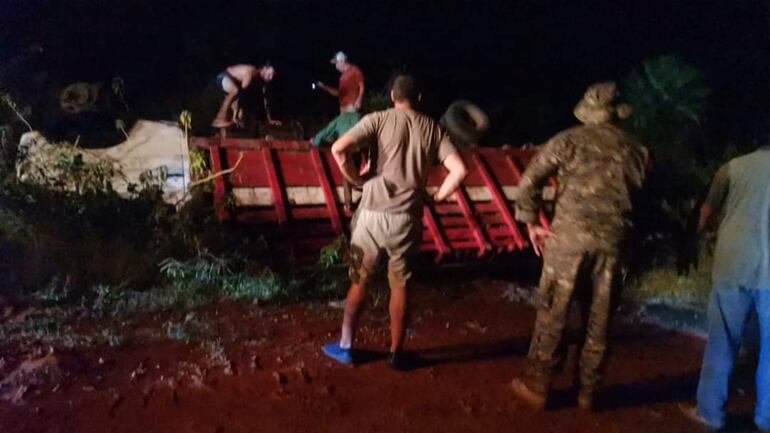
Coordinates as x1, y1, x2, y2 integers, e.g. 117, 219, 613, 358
1, 93, 33, 132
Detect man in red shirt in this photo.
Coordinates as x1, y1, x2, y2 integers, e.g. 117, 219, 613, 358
313, 52, 365, 146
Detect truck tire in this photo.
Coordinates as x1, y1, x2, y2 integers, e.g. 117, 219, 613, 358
440, 100, 489, 147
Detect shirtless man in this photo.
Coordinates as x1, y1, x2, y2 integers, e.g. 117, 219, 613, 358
212, 64, 279, 128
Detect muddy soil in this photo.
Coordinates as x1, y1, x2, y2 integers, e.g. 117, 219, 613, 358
0, 279, 754, 433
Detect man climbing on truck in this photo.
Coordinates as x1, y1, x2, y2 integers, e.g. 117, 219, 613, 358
211, 63, 281, 129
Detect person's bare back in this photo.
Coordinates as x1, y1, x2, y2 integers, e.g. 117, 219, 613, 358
225, 64, 259, 90
212, 63, 276, 128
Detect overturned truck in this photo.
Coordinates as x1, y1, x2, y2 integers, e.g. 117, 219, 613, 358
191, 135, 553, 262
14, 118, 552, 262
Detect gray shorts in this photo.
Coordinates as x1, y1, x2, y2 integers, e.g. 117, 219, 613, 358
348, 208, 422, 288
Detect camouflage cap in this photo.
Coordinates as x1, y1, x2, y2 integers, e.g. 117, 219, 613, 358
573, 82, 631, 125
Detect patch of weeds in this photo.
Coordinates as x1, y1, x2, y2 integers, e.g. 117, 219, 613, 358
625, 250, 713, 312
300, 266, 349, 303
221, 269, 289, 301
501, 283, 536, 306
92, 284, 135, 316
0, 308, 95, 349
163, 321, 192, 342
86, 261, 293, 318
97, 328, 124, 347
160, 253, 295, 304
16, 140, 122, 197
318, 236, 345, 269
200, 338, 230, 370
31, 276, 72, 305
0, 300, 126, 350
188, 148, 211, 182
162, 312, 216, 343
89, 284, 190, 318
159, 255, 228, 302
0, 206, 27, 240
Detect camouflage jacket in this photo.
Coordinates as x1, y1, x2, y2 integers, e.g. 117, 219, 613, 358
515, 123, 648, 249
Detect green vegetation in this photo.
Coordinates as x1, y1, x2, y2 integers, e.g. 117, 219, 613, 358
363, 91, 392, 113
625, 249, 714, 312
0, 250, 344, 351
0, 104, 348, 352
621, 56, 734, 321
318, 235, 346, 268
624, 56, 709, 151
623, 55, 715, 198
0, 307, 125, 350
163, 312, 218, 343
160, 254, 296, 303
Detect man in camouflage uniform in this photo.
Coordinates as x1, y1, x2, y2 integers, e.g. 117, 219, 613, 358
510, 82, 648, 410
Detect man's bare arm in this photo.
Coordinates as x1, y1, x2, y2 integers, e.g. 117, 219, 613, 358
698, 164, 729, 235
434, 152, 468, 202
317, 81, 339, 97
697, 204, 716, 235
331, 134, 364, 187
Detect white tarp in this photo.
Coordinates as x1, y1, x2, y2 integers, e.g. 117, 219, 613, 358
18, 119, 192, 205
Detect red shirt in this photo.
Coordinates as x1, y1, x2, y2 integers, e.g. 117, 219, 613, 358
338, 65, 364, 108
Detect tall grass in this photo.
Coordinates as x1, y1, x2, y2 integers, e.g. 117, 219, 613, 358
627, 249, 713, 312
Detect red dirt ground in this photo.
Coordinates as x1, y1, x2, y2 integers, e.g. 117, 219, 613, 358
0, 279, 752, 433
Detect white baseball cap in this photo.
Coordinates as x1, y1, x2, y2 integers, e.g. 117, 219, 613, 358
330, 51, 348, 64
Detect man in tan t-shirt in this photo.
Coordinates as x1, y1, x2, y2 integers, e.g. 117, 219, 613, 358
323, 75, 468, 369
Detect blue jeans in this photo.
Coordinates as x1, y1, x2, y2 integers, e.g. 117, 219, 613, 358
696, 284, 770, 430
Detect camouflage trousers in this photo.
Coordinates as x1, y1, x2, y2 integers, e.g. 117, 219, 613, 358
523, 247, 620, 395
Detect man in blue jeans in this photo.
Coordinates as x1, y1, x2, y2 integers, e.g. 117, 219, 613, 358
681, 144, 770, 431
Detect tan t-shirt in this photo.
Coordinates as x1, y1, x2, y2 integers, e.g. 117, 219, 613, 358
346, 108, 458, 215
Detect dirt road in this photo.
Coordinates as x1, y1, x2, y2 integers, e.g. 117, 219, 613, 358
0, 277, 750, 433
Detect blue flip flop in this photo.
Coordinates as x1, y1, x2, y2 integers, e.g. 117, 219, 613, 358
322, 342, 353, 365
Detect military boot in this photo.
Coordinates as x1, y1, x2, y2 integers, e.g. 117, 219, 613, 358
577, 388, 594, 411
511, 378, 547, 411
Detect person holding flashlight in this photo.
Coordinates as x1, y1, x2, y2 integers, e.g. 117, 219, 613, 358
312, 51, 365, 146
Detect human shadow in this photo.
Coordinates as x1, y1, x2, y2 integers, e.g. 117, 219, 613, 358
723, 414, 759, 433
393, 337, 530, 371
351, 337, 530, 369
352, 349, 388, 365
583, 374, 755, 432
596, 360, 763, 413
549, 371, 701, 411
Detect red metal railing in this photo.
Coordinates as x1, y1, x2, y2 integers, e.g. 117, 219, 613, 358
192, 137, 552, 262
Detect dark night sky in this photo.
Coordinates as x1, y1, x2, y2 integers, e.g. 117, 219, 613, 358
1, 0, 770, 146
